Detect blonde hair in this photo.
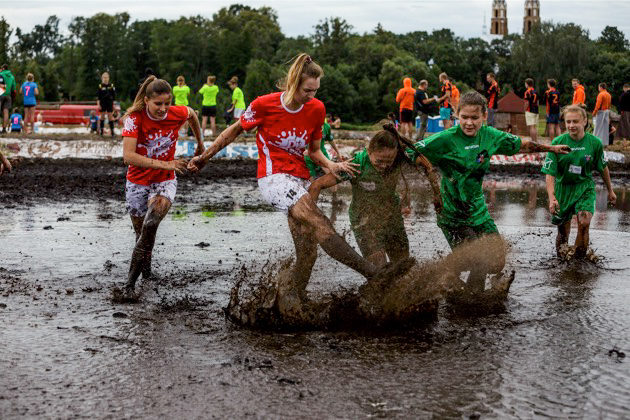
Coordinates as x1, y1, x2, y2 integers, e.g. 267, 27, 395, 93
562, 104, 587, 121
277, 53, 323, 105
26, 73, 34, 82
439, 72, 448, 81
177, 75, 185, 84
124, 76, 172, 118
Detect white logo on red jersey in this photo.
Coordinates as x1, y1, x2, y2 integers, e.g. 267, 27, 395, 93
124, 115, 137, 132
140, 130, 176, 159
243, 105, 256, 123
273, 128, 308, 156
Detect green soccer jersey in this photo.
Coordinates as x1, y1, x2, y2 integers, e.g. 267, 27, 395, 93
173, 85, 190, 106
541, 133, 606, 186
406, 125, 522, 228
198, 84, 219, 106
339, 148, 402, 227
304, 122, 334, 176
232, 87, 245, 110
0, 70, 15, 97
541, 133, 607, 224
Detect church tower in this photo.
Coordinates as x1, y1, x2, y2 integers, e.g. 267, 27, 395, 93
523, 0, 540, 34
490, 0, 508, 36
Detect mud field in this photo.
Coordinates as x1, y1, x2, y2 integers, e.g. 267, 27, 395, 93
1, 159, 630, 418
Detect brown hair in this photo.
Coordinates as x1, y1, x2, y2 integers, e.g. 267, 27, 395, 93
419, 79, 428, 87
228, 76, 238, 86
525, 78, 534, 87
572, 78, 580, 83
369, 124, 400, 152
26, 73, 34, 82
177, 75, 185, 84
439, 72, 448, 81
562, 104, 587, 121
487, 72, 496, 79
457, 90, 487, 114
547, 79, 557, 87
599, 82, 607, 90
124, 76, 172, 118
208, 75, 216, 84
277, 53, 323, 105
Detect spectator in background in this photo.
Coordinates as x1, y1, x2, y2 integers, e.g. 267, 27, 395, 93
414, 80, 437, 140
437, 72, 453, 129
97, 72, 116, 137
485, 72, 499, 127
395, 77, 415, 138
387, 112, 399, 130
544, 79, 561, 139
572, 78, 586, 108
450, 79, 460, 115
198, 75, 219, 136
592, 82, 612, 146
89, 110, 99, 134
9, 107, 23, 133
331, 114, 341, 128
227, 76, 246, 119
523, 78, 539, 142
617, 84, 630, 141
20, 73, 39, 134
0, 64, 17, 134
173, 75, 190, 106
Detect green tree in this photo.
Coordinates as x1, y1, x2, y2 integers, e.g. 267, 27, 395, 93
598, 26, 629, 53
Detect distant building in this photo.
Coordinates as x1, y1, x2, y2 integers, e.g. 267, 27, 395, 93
523, 0, 541, 34
487, 0, 542, 37
490, 0, 508, 36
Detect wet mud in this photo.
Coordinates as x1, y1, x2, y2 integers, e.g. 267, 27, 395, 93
2, 158, 630, 417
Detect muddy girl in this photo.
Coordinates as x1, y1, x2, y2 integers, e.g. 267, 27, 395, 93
120, 76, 204, 297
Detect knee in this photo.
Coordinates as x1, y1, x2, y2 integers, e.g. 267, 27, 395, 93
577, 213, 592, 230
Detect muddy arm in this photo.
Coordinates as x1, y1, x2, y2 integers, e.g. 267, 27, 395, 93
309, 138, 359, 179
123, 136, 185, 173
188, 120, 243, 171
186, 106, 205, 156
520, 139, 570, 154
309, 173, 341, 203
414, 155, 442, 212
545, 174, 559, 214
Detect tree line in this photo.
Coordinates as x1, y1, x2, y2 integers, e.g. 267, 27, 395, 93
1, 4, 628, 123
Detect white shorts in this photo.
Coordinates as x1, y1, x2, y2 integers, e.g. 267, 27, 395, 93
257, 173, 310, 214
125, 179, 177, 218
525, 111, 539, 126
233, 108, 245, 118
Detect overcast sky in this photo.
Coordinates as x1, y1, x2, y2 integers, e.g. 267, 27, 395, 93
2, 0, 628, 40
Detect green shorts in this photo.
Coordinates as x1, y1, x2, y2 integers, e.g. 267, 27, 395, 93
551, 183, 596, 225
352, 214, 409, 260
439, 218, 499, 249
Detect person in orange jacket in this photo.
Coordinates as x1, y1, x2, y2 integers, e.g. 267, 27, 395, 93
592, 82, 612, 145
572, 79, 586, 108
395, 77, 416, 138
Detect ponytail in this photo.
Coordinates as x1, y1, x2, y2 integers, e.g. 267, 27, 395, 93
277, 53, 323, 105
124, 76, 172, 119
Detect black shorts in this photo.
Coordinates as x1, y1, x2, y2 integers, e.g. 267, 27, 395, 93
24, 104, 36, 108
0, 96, 11, 111
11, 128, 21, 133
400, 109, 414, 123
99, 103, 114, 113
201, 105, 216, 117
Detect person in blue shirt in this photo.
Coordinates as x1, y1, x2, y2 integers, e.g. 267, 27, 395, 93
89, 110, 99, 134
9, 107, 23, 133
19, 73, 38, 134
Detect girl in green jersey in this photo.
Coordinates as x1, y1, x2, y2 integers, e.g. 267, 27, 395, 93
542, 105, 616, 258
310, 123, 442, 268
407, 91, 570, 292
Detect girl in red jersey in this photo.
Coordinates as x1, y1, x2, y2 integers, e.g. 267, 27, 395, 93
189, 54, 404, 304
121, 76, 204, 295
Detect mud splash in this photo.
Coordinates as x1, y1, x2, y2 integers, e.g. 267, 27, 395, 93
226, 237, 516, 330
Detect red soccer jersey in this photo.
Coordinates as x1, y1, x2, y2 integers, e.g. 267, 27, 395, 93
240, 92, 325, 179
122, 105, 189, 185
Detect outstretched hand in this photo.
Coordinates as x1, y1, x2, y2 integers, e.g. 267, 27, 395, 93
0, 156, 11, 176
552, 144, 571, 154
330, 160, 360, 180
170, 159, 189, 175
187, 156, 206, 173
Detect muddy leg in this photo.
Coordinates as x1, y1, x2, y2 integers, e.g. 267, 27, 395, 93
287, 216, 318, 300
290, 194, 378, 279
125, 196, 171, 291
574, 211, 592, 258
556, 221, 571, 256
131, 215, 153, 278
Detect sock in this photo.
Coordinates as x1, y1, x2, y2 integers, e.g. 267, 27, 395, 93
320, 234, 377, 279
100, 120, 105, 135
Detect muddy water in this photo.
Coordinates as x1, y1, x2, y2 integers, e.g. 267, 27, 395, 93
1, 173, 630, 418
